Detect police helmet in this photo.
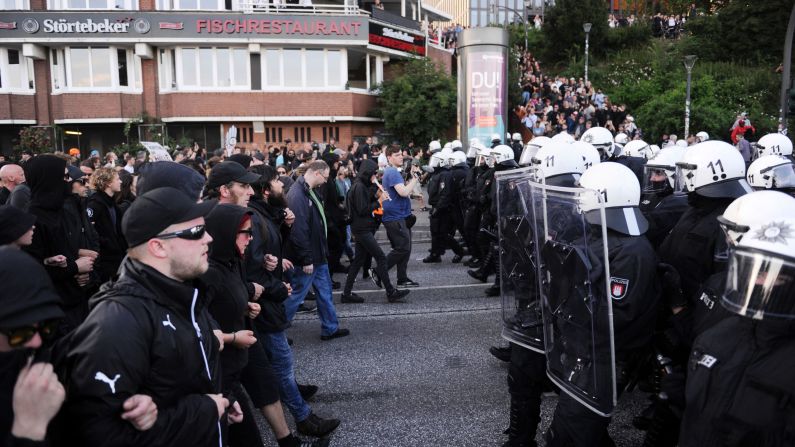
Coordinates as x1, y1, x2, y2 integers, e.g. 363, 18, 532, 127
511, 133, 522, 142
675, 139, 688, 148
451, 140, 463, 151
570, 141, 601, 170
675, 141, 752, 198
531, 142, 586, 186
747, 155, 795, 190
519, 136, 552, 166
696, 131, 710, 142
622, 140, 653, 159
428, 152, 444, 169
580, 126, 617, 160
648, 144, 661, 158
467, 138, 483, 158
614, 132, 630, 145
643, 146, 687, 193
490, 145, 515, 164
429, 140, 442, 153
722, 216, 795, 320
443, 142, 452, 152
754, 133, 793, 159
491, 133, 502, 143
476, 147, 493, 167
578, 162, 649, 236
717, 191, 795, 246
450, 150, 467, 166
551, 132, 575, 144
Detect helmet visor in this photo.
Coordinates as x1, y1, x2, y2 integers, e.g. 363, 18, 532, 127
722, 249, 795, 320
767, 163, 795, 189
519, 145, 538, 166
674, 162, 696, 194
642, 165, 672, 194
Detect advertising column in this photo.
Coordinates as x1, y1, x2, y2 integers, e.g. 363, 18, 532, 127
457, 28, 509, 149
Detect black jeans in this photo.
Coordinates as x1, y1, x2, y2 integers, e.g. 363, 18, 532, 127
383, 218, 412, 283
344, 230, 394, 295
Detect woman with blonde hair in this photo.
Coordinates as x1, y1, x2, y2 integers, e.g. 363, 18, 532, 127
87, 167, 126, 282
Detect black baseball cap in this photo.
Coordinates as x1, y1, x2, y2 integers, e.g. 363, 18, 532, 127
122, 187, 216, 247
207, 161, 261, 190
0, 248, 63, 329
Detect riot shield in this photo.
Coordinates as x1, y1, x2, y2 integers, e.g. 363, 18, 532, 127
528, 182, 618, 417
495, 167, 543, 353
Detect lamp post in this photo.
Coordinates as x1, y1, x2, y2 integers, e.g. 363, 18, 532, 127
684, 54, 697, 139
583, 22, 592, 84
490, 2, 528, 51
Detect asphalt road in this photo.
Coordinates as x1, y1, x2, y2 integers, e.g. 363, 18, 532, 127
253, 216, 649, 446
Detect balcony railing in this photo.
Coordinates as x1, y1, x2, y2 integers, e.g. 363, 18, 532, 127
237, 1, 366, 15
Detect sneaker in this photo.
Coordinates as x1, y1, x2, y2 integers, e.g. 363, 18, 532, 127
422, 254, 442, 263
340, 292, 365, 303
320, 328, 350, 341
387, 288, 410, 303
280, 434, 330, 447
297, 302, 317, 314
297, 383, 319, 401
296, 412, 340, 438
368, 268, 383, 288
397, 278, 420, 288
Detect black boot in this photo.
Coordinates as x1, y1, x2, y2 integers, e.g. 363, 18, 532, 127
504, 396, 539, 447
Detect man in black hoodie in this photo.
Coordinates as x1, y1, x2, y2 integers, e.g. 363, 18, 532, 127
23, 155, 95, 334
341, 160, 409, 303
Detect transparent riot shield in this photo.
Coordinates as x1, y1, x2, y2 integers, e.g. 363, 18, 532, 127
495, 167, 543, 353
527, 182, 618, 417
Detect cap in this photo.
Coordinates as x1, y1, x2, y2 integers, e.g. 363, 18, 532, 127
0, 205, 36, 245
251, 152, 266, 162
0, 248, 64, 329
207, 161, 261, 190
121, 187, 216, 247
137, 161, 206, 201
66, 165, 85, 182
227, 154, 253, 169
68, 148, 80, 157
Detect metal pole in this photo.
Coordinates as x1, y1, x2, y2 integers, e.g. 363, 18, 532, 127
524, 20, 528, 51
685, 67, 692, 138
779, 2, 795, 128
584, 32, 589, 84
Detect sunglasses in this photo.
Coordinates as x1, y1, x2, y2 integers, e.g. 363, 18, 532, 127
155, 224, 206, 241
1, 319, 60, 347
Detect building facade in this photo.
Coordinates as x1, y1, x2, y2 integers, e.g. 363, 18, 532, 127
0, 0, 450, 156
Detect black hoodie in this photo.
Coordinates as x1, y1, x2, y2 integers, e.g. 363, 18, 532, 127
348, 159, 380, 234
202, 204, 252, 384
23, 155, 85, 319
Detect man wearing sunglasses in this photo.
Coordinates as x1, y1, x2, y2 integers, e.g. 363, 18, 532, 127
57, 187, 233, 446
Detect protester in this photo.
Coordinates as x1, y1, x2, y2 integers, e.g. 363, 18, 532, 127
87, 167, 127, 282
0, 205, 36, 249
0, 164, 30, 211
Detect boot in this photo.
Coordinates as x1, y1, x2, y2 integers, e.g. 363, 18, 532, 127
504, 396, 539, 447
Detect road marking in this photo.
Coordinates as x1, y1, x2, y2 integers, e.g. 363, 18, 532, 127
334, 283, 490, 294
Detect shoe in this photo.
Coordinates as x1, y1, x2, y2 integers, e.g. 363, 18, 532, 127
489, 345, 511, 362
368, 268, 383, 288
467, 269, 489, 283
423, 254, 442, 263
297, 383, 319, 401
451, 254, 464, 264
320, 328, 350, 341
297, 302, 317, 314
387, 288, 410, 303
465, 258, 482, 268
288, 337, 294, 346
296, 412, 340, 438
340, 292, 365, 303
331, 280, 341, 290
485, 285, 501, 296
397, 278, 420, 288
300, 437, 330, 447
305, 290, 317, 301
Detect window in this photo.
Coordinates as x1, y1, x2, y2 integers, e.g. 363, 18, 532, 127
51, 46, 139, 91
156, 0, 225, 10
261, 48, 345, 90
176, 47, 249, 89
158, 48, 177, 90
0, 48, 34, 92
0, 0, 29, 9
49, 0, 137, 9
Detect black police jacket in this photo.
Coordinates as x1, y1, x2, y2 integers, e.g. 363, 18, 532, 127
658, 196, 733, 302
427, 169, 442, 208
679, 317, 795, 447
614, 155, 646, 185
641, 191, 688, 250
450, 164, 469, 212
87, 191, 128, 282
56, 257, 223, 447
247, 197, 290, 333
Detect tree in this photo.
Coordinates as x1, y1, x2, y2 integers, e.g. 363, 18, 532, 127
375, 57, 457, 145
17, 126, 55, 155
541, 0, 608, 64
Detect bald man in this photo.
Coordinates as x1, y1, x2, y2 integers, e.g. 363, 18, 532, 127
0, 164, 30, 211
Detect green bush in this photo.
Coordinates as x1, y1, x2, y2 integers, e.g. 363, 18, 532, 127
605, 22, 653, 52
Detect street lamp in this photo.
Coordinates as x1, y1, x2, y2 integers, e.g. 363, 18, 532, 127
583, 23, 592, 84
684, 54, 697, 138
490, 2, 528, 51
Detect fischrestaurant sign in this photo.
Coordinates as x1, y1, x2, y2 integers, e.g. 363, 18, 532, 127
0, 12, 368, 41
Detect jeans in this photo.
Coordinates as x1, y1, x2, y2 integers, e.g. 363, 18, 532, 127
344, 230, 394, 295
383, 219, 412, 283
344, 225, 355, 259
261, 331, 312, 422
284, 263, 339, 336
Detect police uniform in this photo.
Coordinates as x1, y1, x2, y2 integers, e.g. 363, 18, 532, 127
640, 191, 688, 250
427, 165, 463, 259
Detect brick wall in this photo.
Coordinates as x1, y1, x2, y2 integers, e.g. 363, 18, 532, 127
428, 46, 454, 75
50, 93, 144, 121
0, 95, 36, 121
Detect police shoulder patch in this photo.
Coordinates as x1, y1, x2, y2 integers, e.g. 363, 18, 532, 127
609, 277, 629, 300
697, 354, 718, 369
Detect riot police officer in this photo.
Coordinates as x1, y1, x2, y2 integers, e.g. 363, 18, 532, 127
746, 155, 795, 195
679, 216, 795, 447
615, 139, 651, 183
752, 132, 793, 161
639, 146, 689, 249
462, 144, 490, 268
425, 152, 464, 263
581, 126, 617, 162
511, 133, 524, 162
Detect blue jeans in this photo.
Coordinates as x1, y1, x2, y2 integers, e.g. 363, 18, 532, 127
284, 263, 340, 336
261, 331, 311, 422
